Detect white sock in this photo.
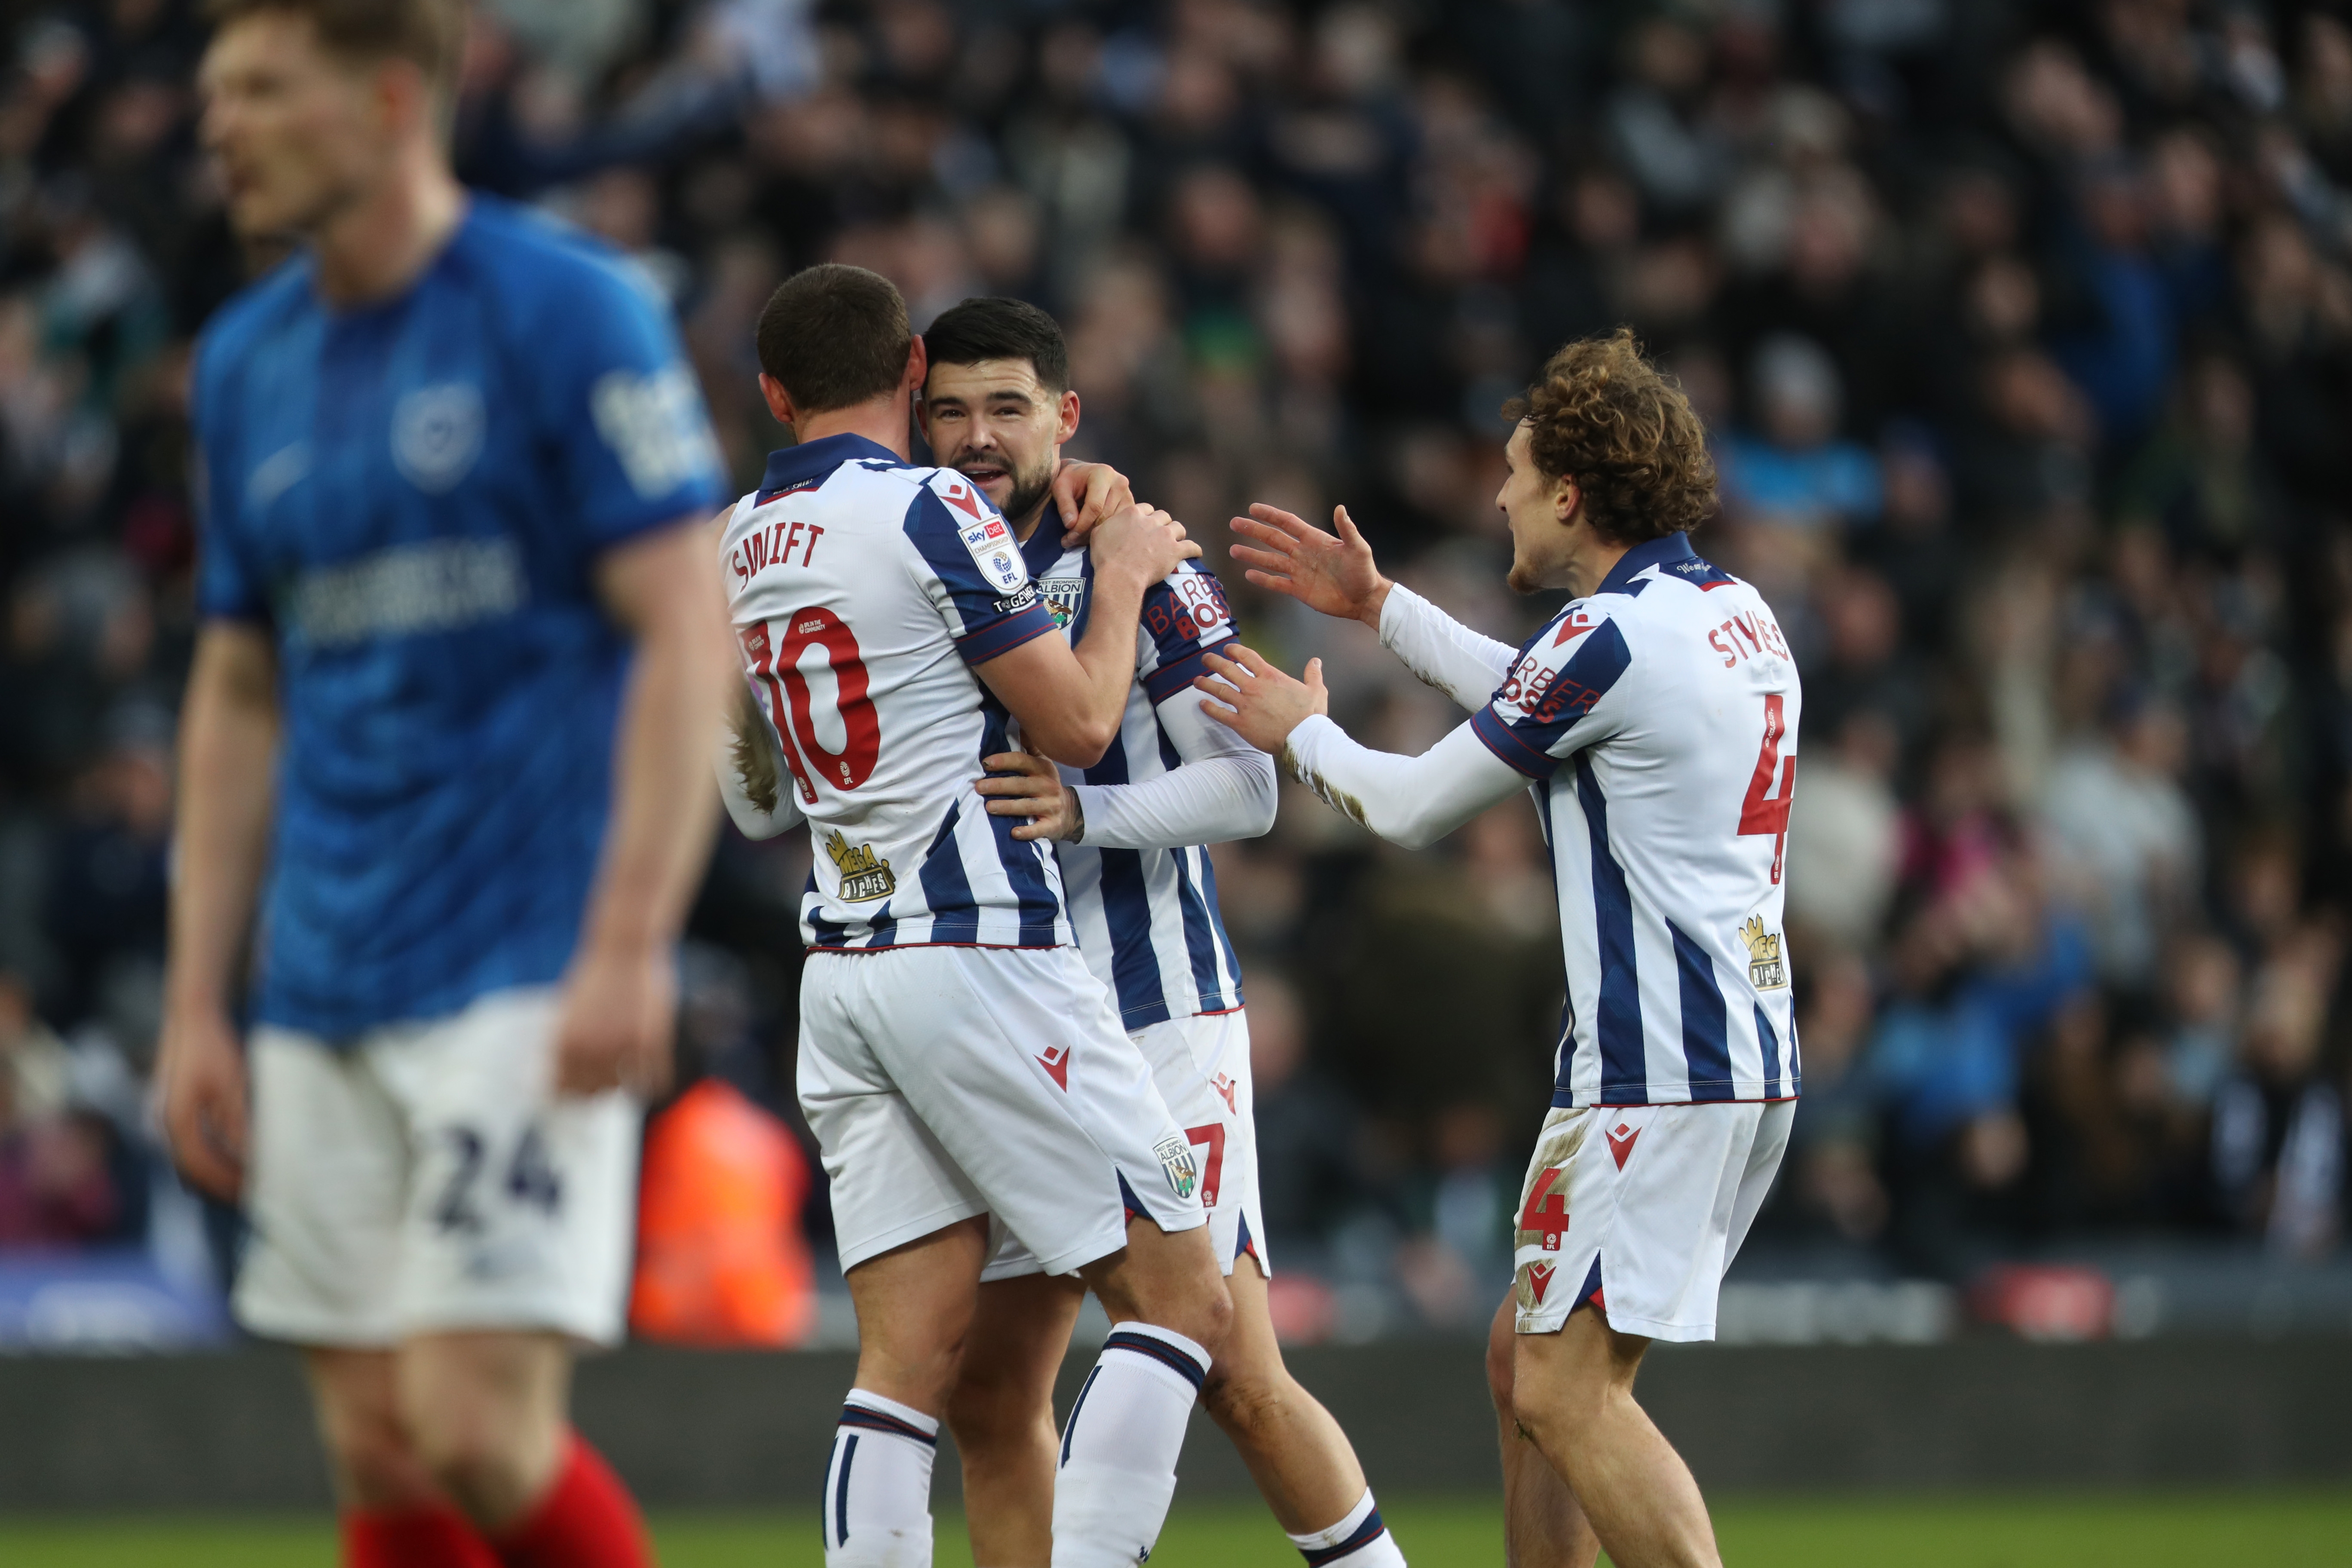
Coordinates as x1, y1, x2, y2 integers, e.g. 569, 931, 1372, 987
1050, 1321, 1210, 1568
824, 1388, 938, 1568
1288, 1489, 1407, 1566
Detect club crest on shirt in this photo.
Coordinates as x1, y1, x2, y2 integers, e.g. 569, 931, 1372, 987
392, 383, 485, 494
1153, 1135, 1200, 1200
824, 830, 897, 903
1039, 575, 1085, 628
1741, 916, 1788, 989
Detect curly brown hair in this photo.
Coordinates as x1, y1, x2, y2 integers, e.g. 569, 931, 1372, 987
1502, 329, 1717, 545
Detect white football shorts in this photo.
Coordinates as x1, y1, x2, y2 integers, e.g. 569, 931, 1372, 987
798, 944, 1207, 1278
235, 986, 640, 1348
1511, 1099, 1793, 1341
983, 1007, 1266, 1283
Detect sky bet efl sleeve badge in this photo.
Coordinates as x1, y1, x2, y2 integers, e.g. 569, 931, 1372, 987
936, 474, 1028, 594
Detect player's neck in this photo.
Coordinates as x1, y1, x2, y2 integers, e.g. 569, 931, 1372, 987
1559, 536, 1633, 600
1007, 497, 1051, 544
310, 154, 466, 309
795, 396, 914, 461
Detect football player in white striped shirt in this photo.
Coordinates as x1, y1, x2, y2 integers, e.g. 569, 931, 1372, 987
1200, 330, 1795, 1568
912, 297, 1407, 1568
717, 266, 1236, 1568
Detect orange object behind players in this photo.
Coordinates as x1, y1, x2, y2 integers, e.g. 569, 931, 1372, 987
631, 1079, 817, 1347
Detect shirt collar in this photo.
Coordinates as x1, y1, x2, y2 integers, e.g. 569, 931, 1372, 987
758, 433, 906, 496
1596, 531, 1696, 594
1018, 509, 1072, 577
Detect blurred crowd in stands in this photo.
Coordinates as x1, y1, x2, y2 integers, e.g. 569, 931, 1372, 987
7, 0, 2352, 1336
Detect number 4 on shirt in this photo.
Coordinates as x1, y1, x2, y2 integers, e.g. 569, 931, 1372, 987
1740, 692, 1797, 884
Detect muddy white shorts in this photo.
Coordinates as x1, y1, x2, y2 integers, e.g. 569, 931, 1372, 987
798, 945, 1207, 1278
234, 987, 641, 1349
983, 1007, 1265, 1283
1510, 1099, 1793, 1342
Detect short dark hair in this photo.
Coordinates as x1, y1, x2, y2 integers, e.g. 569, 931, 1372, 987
1503, 328, 1718, 546
756, 264, 913, 415
203, 0, 463, 99
923, 297, 1069, 394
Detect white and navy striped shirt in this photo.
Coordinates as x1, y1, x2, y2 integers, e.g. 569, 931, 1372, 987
1469, 533, 1803, 1107
1021, 527, 1248, 1027
721, 434, 1071, 950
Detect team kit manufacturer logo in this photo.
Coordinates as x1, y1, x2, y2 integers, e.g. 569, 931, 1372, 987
823, 830, 896, 902
1153, 1135, 1200, 1200
1741, 915, 1788, 989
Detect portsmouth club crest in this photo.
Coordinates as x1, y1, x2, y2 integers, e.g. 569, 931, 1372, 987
1741, 915, 1788, 989
1153, 1135, 1200, 1200
825, 830, 897, 903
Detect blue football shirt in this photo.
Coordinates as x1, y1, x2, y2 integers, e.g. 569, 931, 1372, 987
191, 196, 726, 1038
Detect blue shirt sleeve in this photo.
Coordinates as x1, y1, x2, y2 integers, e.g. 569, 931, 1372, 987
190, 327, 268, 623
529, 254, 726, 547
1140, 563, 1239, 705
1470, 608, 1634, 778
900, 475, 1056, 665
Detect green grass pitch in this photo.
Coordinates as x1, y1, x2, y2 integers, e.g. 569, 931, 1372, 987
3, 1492, 2349, 1565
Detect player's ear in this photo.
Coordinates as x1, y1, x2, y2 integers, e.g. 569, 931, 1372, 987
1554, 477, 1581, 526
1057, 389, 1081, 444
901, 334, 929, 393
758, 372, 797, 430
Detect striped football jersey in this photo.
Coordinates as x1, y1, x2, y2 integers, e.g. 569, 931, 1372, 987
1472, 532, 1802, 1107
1020, 527, 1246, 1027
721, 434, 1069, 949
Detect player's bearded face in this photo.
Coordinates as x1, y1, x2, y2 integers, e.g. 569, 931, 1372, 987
924, 361, 1068, 530
200, 18, 392, 240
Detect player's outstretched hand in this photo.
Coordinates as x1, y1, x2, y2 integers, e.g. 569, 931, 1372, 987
1194, 646, 1329, 755
978, 749, 1081, 841
1230, 504, 1391, 628
1091, 501, 1201, 585
1050, 459, 1136, 545
553, 942, 678, 1100
155, 1002, 248, 1201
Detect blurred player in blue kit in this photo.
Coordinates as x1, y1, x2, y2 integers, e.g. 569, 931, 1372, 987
1203, 331, 1801, 1568
157, 3, 737, 1565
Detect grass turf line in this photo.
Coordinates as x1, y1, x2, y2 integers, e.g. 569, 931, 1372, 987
3, 1492, 2351, 1565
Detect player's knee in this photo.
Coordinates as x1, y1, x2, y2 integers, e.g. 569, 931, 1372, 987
317, 1399, 436, 1509
404, 1398, 539, 1521
1173, 1268, 1235, 1358
944, 1366, 1048, 1455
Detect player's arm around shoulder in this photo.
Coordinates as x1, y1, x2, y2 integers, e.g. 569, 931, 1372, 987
968, 498, 1200, 766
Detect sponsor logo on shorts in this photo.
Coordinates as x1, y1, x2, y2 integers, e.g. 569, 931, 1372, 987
1606, 1121, 1640, 1170
1154, 1135, 1199, 1201
1524, 1259, 1557, 1305
1210, 1073, 1237, 1115
1742, 915, 1788, 989
824, 830, 897, 903
1037, 1042, 1071, 1090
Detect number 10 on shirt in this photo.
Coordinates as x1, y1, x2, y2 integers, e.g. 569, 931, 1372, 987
741, 610, 880, 800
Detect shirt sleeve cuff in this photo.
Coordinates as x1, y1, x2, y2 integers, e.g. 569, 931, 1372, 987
956, 600, 1058, 665
1470, 707, 1561, 779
